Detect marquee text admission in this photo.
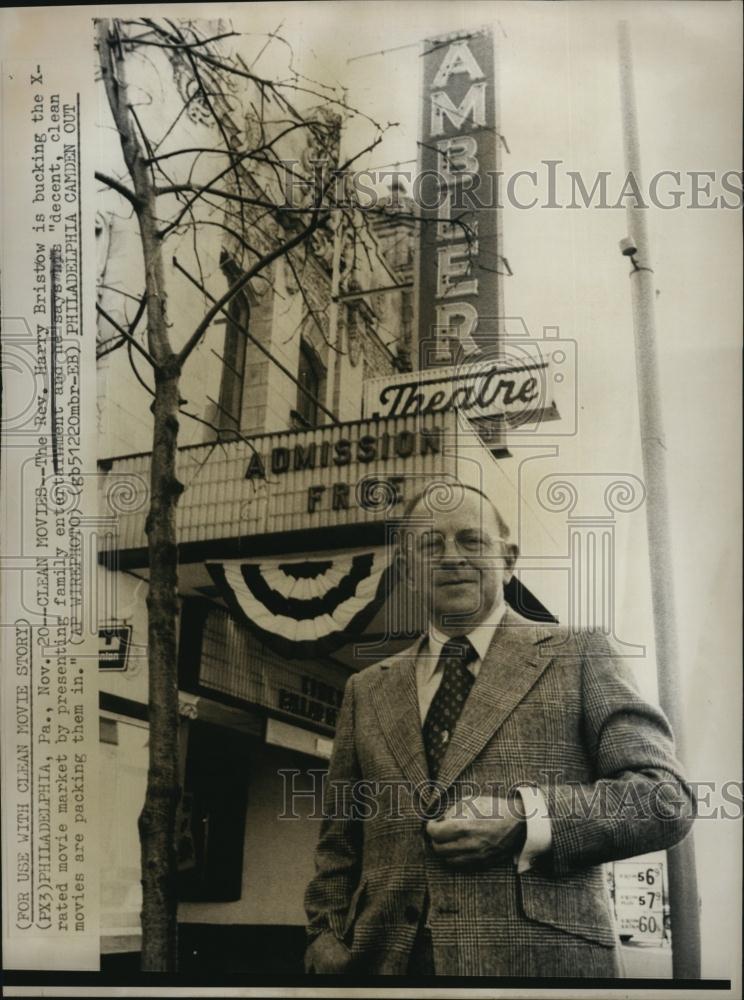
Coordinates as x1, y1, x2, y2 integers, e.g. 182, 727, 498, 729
245, 424, 445, 515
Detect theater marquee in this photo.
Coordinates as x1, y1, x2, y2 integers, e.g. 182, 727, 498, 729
100, 411, 474, 551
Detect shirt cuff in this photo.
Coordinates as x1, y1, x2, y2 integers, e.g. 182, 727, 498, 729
514, 785, 552, 873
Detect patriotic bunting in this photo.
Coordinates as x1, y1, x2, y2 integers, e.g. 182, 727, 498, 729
207, 549, 395, 659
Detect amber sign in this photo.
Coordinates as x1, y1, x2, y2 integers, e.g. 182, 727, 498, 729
416, 27, 503, 368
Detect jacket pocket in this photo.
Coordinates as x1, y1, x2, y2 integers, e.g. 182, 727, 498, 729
342, 878, 368, 943
518, 869, 618, 947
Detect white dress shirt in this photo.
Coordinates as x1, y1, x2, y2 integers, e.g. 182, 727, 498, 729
415, 601, 552, 873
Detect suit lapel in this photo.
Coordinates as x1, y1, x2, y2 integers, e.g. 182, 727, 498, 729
434, 608, 556, 793
369, 643, 430, 789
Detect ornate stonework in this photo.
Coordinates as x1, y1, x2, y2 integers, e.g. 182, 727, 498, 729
346, 295, 379, 368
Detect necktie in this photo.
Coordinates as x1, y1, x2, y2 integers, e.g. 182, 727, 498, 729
422, 636, 477, 780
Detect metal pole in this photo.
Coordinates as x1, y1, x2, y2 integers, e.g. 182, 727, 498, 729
617, 20, 700, 980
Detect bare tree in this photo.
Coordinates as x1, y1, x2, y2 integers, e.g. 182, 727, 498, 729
94, 16, 394, 971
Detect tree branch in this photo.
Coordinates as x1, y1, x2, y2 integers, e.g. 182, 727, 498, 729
172, 256, 337, 423
120, 29, 240, 51
95, 170, 141, 209
173, 136, 387, 368
96, 333, 126, 359
173, 207, 323, 363
96, 301, 157, 368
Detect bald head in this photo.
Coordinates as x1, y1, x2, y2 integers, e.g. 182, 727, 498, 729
400, 482, 511, 541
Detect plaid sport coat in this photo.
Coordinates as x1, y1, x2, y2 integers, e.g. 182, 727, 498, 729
304, 608, 694, 977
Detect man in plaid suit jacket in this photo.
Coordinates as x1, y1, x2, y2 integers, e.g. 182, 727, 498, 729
304, 484, 694, 977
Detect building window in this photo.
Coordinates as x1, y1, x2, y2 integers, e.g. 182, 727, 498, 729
215, 292, 249, 438
296, 339, 323, 427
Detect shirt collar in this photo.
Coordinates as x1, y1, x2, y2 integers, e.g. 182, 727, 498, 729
420, 601, 508, 682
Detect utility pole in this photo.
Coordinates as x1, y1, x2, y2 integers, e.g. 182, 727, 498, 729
618, 19, 701, 980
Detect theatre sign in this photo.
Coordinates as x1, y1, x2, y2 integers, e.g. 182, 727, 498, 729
363, 352, 558, 429
416, 26, 505, 368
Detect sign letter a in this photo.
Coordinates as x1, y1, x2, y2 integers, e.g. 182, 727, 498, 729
432, 40, 485, 89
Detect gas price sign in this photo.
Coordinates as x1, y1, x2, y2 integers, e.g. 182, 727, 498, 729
612, 861, 665, 944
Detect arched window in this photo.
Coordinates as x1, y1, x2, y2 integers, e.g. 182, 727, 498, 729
215, 291, 249, 438
296, 339, 323, 427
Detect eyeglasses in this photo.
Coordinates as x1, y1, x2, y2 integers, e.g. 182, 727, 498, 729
416, 529, 506, 560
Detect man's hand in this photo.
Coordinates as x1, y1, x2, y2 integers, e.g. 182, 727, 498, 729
426, 795, 526, 869
304, 931, 354, 974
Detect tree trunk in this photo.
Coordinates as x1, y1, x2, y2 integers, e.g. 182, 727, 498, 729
136, 157, 183, 974
95, 21, 186, 970
139, 361, 183, 971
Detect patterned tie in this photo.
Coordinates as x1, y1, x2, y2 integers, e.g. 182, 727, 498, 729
422, 636, 477, 780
